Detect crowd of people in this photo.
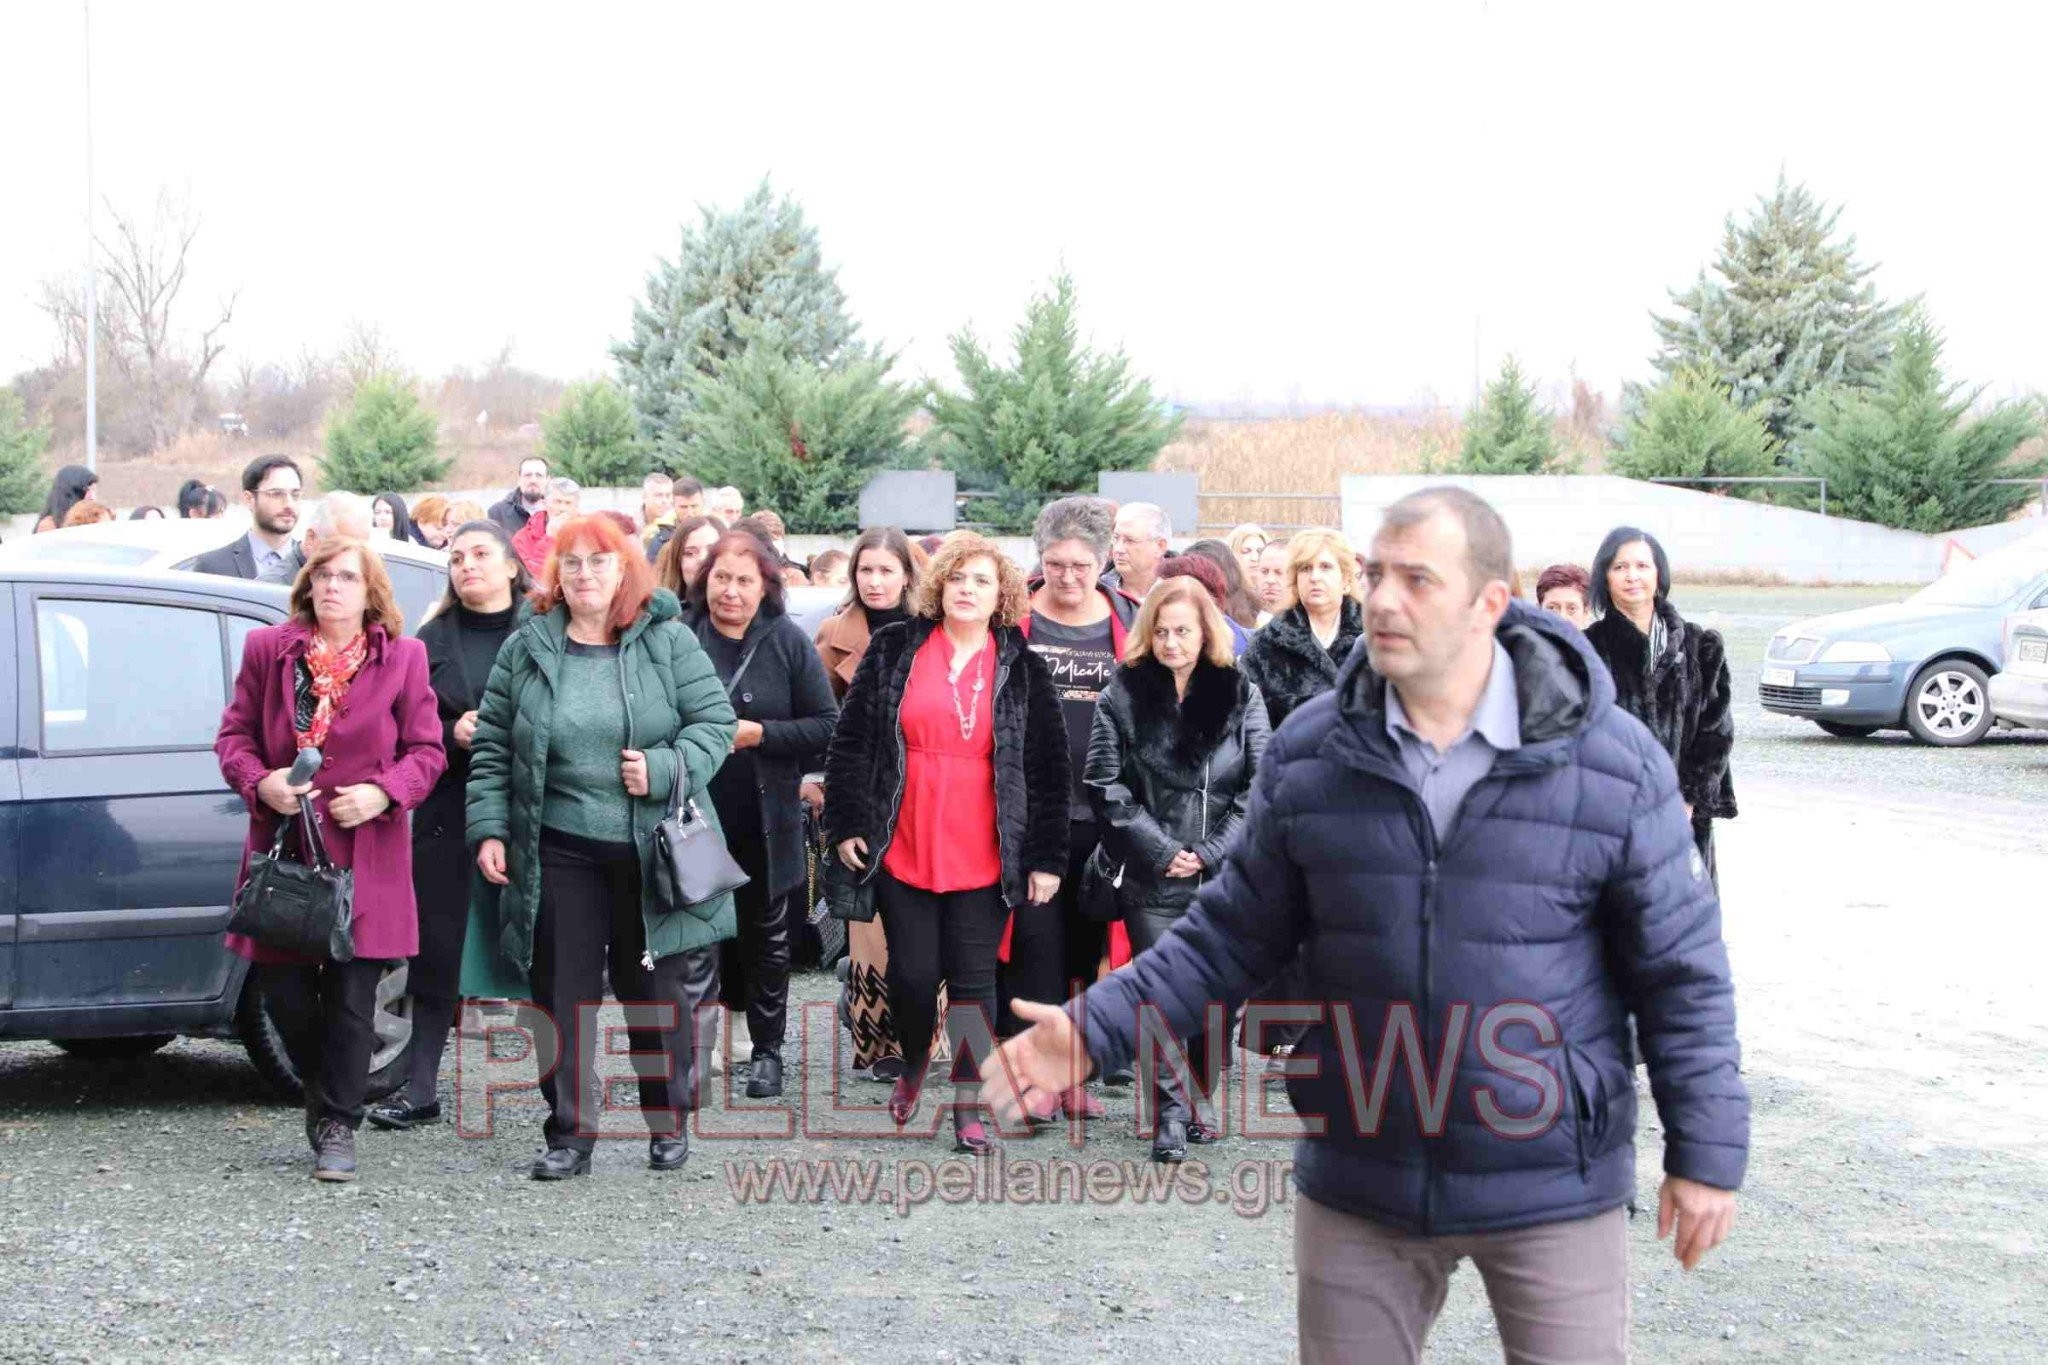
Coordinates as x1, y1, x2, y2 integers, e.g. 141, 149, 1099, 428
26, 446, 1747, 1354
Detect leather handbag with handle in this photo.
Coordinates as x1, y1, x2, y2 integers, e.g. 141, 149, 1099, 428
228, 783, 357, 962
649, 636, 755, 916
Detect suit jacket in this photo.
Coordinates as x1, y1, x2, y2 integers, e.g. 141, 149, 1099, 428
192, 536, 260, 580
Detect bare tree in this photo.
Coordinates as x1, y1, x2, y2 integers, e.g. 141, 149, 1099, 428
335, 320, 404, 395
95, 191, 238, 451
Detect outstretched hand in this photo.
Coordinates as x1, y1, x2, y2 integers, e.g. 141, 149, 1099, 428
980, 999, 1090, 1126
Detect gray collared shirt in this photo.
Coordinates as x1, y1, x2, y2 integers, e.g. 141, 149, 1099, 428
247, 531, 288, 576
1384, 641, 1522, 841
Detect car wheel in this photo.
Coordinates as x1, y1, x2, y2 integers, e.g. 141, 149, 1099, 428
233, 963, 414, 1103
54, 1035, 176, 1059
1904, 660, 1995, 747
1815, 721, 1879, 739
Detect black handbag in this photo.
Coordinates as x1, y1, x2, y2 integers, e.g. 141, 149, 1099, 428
649, 637, 755, 917
823, 854, 879, 923
228, 797, 356, 961
1076, 843, 1126, 923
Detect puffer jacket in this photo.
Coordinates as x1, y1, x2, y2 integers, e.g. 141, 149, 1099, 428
1072, 600, 1749, 1236
822, 617, 1070, 908
1584, 600, 1737, 823
1084, 658, 1270, 927
1239, 598, 1366, 728
465, 589, 739, 984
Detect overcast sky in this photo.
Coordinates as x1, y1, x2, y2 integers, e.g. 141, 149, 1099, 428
5, 1, 2045, 410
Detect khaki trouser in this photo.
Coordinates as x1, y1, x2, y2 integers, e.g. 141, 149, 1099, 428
1295, 1195, 1629, 1364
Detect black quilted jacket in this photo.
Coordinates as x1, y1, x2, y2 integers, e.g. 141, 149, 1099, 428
822, 617, 1071, 907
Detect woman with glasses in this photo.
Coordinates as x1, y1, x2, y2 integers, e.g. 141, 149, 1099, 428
1001, 496, 1138, 1122
367, 520, 532, 1132
215, 537, 445, 1182
468, 515, 738, 1180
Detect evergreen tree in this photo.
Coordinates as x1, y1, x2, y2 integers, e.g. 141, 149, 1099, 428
1610, 367, 1780, 484
1798, 314, 2044, 532
1652, 175, 1904, 443
1457, 357, 1562, 474
540, 379, 646, 487
0, 389, 51, 517
613, 180, 865, 466
924, 272, 1181, 531
683, 344, 918, 534
319, 374, 447, 492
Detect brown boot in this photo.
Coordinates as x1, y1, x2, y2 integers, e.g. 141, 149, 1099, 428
312, 1119, 357, 1183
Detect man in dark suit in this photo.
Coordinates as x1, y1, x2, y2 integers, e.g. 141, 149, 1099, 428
192, 455, 303, 580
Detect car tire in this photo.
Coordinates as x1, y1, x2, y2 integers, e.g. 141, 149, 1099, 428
54, 1035, 175, 1059
233, 963, 414, 1104
1903, 659, 1995, 747
1815, 721, 1879, 739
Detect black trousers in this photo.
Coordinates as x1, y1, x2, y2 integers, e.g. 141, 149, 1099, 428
876, 872, 1008, 1084
261, 957, 390, 1130
1125, 909, 1219, 1126
998, 819, 1107, 1037
532, 829, 720, 1153
716, 829, 791, 1056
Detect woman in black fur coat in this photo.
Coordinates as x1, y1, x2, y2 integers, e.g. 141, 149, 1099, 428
1086, 578, 1271, 1163
1584, 527, 1736, 882
1239, 528, 1366, 729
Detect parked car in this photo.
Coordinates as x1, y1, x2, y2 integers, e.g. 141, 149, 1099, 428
0, 519, 451, 633
0, 561, 411, 1098
1989, 607, 2048, 731
1760, 536, 2048, 746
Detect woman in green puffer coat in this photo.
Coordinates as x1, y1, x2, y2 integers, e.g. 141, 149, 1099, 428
466, 514, 738, 1182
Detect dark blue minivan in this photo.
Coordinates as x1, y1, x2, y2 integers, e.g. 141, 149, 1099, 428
0, 562, 411, 1097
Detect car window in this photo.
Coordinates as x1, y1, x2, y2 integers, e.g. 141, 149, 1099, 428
1910, 544, 2048, 609
387, 559, 445, 635
227, 614, 265, 674
36, 599, 226, 752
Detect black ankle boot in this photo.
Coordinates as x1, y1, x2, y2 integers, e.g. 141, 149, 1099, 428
530, 1148, 592, 1181
746, 1050, 784, 1099
649, 1132, 689, 1171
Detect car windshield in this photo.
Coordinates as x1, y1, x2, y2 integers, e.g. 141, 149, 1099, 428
1909, 543, 2048, 609
7, 539, 158, 567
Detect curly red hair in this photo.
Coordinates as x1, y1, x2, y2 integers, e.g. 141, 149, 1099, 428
529, 513, 656, 633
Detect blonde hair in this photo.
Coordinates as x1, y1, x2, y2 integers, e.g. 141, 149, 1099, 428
441, 499, 486, 526
1224, 523, 1268, 559
1286, 527, 1362, 601
913, 531, 1029, 627
1124, 576, 1236, 669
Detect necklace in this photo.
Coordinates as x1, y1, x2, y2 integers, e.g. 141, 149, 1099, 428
947, 646, 987, 741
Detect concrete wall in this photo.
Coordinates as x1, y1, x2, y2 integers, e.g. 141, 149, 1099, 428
1340, 474, 2048, 586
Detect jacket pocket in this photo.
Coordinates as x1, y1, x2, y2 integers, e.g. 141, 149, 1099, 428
1559, 1044, 1602, 1179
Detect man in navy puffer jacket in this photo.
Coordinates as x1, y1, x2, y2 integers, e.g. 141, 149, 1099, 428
987, 487, 1748, 1364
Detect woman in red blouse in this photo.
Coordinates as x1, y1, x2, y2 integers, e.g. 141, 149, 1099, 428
823, 534, 1071, 1153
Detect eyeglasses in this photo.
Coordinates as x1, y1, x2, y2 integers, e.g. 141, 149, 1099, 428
558, 554, 620, 578
1041, 559, 1098, 578
311, 569, 362, 588
256, 488, 303, 502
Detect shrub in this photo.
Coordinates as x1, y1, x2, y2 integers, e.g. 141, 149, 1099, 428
540, 379, 647, 486
318, 374, 448, 492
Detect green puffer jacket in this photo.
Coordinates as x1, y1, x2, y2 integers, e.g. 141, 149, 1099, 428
464, 589, 739, 990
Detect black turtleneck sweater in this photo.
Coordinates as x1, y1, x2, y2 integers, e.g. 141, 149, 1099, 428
420, 600, 518, 790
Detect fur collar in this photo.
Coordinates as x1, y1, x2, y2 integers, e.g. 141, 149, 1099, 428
1263, 598, 1365, 663
1122, 658, 1247, 769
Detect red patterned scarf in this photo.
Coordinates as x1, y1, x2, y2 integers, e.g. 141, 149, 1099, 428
296, 632, 369, 750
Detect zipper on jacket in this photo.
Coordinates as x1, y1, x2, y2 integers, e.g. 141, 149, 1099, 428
990, 654, 1014, 902
1418, 841, 1439, 1234
617, 647, 658, 971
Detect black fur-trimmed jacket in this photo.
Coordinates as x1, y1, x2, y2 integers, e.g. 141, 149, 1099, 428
1585, 600, 1737, 822
822, 617, 1071, 907
1240, 598, 1366, 729
1085, 659, 1271, 926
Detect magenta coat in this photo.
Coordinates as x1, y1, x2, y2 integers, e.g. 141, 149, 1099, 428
216, 620, 448, 963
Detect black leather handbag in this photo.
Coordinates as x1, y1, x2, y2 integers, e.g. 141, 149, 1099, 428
1076, 843, 1126, 923
824, 854, 879, 923
649, 639, 755, 917
228, 797, 356, 961
650, 795, 750, 917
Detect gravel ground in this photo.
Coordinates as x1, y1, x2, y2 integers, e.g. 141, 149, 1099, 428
2, 586, 2043, 1363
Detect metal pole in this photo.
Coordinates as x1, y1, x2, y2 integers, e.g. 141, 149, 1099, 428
81, 0, 97, 474
1819, 478, 1826, 519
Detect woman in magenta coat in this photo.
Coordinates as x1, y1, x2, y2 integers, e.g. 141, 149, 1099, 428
216, 537, 446, 1183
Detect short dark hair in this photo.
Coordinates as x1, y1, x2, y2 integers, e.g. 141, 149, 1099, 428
689, 530, 788, 618
240, 454, 301, 494
1379, 486, 1514, 595
672, 476, 705, 499
1535, 563, 1591, 602
1589, 528, 1670, 615
518, 455, 550, 475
